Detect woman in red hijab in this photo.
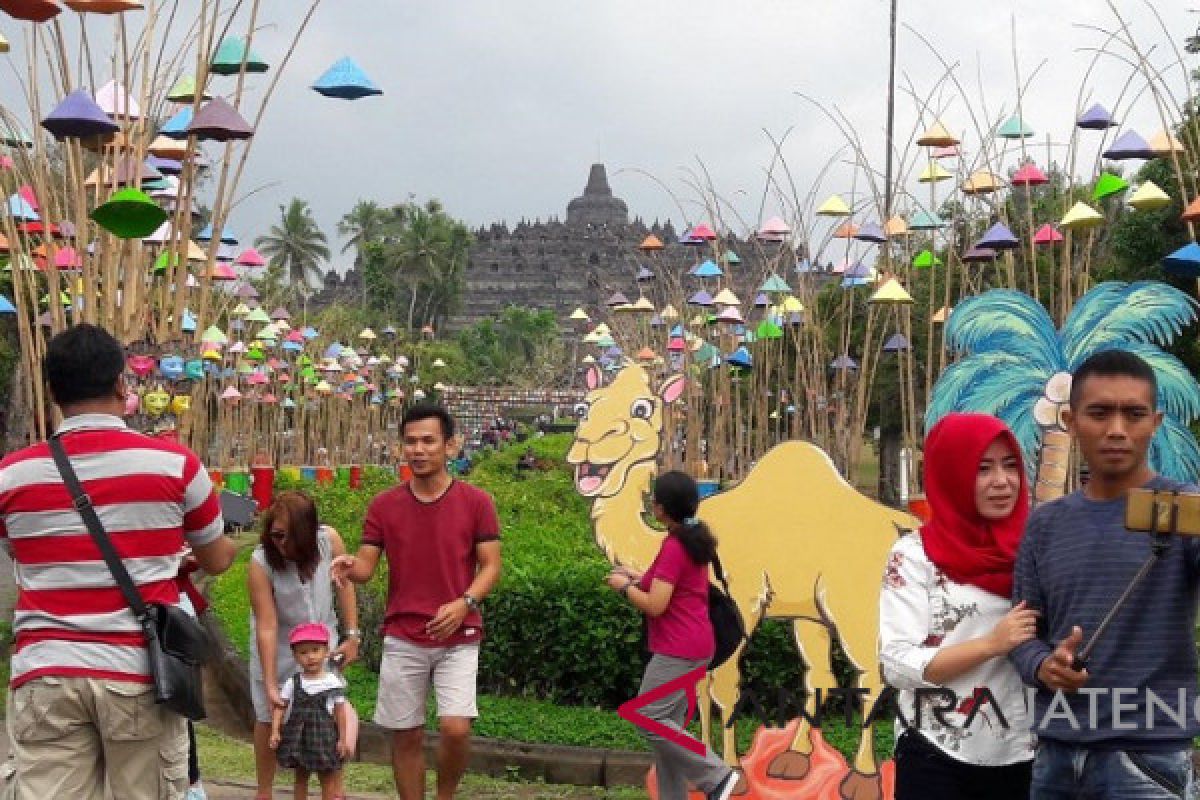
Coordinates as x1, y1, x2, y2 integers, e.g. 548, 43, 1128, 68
879, 412, 1038, 799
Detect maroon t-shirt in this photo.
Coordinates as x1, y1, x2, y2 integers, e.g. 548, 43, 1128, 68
362, 480, 500, 647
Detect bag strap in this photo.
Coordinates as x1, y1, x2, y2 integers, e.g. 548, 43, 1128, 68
48, 435, 150, 624
711, 550, 732, 595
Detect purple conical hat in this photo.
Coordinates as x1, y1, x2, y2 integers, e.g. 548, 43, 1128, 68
854, 222, 887, 244
977, 221, 1019, 250
41, 90, 120, 140
187, 97, 254, 141
962, 245, 997, 263
1077, 103, 1116, 130
1102, 130, 1153, 160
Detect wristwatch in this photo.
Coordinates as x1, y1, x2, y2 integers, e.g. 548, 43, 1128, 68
463, 592, 480, 612
341, 628, 362, 641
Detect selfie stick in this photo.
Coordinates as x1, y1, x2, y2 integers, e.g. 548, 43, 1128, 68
1071, 494, 1178, 672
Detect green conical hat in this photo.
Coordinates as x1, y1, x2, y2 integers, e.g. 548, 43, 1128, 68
759, 274, 791, 293
755, 320, 784, 339
167, 75, 209, 103
211, 37, 268, 76
1092, 173, 1129, 200
90, 187, 167, 239
913, 249, 943, 269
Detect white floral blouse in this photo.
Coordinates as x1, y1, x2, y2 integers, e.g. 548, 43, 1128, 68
879, 532, 1035, 766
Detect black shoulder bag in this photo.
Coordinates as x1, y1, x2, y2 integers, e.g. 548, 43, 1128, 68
708, 552, 746, 669
48, 436, 210, 721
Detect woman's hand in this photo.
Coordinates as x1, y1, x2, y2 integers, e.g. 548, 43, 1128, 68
337, 737, 354, 759
268, 731, 281, 750
614, 565, 643, 582
267, 685, 286, 711
334, 637, 360, 667
605, 570, 633, 592
987, 601, 1040, 656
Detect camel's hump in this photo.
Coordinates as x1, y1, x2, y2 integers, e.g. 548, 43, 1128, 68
701, 440, 917, 529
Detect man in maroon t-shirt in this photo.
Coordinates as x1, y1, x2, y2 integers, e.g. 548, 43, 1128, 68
332, 405, 501, 800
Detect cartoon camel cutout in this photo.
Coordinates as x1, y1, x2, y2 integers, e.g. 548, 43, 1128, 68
568, 364, 915, 800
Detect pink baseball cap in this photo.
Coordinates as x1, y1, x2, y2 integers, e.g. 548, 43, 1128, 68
289, 622, 330, 646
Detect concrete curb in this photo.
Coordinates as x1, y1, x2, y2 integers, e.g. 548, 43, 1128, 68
203, 617, 651, 788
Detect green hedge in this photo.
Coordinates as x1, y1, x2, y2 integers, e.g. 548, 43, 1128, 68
214, 436, 814, 719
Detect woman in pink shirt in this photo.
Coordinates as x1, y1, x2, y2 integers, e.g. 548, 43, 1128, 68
607, 471, 739, 800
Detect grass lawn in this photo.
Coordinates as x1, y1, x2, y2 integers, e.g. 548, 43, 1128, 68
195, 724, 647, 799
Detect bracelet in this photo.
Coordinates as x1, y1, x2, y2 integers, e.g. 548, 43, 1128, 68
341, 628, 362, 640
620, 581, 633, 597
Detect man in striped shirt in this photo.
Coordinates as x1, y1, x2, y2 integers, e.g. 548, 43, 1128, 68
0, 324, 237, 800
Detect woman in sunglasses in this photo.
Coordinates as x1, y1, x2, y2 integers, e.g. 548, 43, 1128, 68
248, 490, 361, 799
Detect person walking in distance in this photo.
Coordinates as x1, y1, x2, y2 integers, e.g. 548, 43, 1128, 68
332, 404, 502, 800
0, 324, 237, 800
1010, 350, 1200, 799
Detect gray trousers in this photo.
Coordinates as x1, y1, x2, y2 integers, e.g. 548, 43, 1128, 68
638, 653, 731, 800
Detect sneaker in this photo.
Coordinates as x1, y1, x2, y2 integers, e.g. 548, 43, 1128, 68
185, 784, 208, 800
707, 770, 739, 800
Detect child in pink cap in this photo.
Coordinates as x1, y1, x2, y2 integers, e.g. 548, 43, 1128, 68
269, 622, 352, 800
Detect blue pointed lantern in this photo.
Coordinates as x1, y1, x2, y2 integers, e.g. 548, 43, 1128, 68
7, 194, 38, 221
160, 107, 194, 140
0, 294, 15, 314
312, 57, 383, 100
693, 260, 723, 278
1162, 242, 1200, 277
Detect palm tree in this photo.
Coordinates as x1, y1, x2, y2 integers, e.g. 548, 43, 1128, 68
337, 200, 389, 308
255, 199, 331, 295
926, 281, 1200, 503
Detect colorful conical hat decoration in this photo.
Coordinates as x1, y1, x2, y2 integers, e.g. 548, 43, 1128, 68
997, 114, 1034, 139
832, 222, 858, 239
882, 333, 909, 352
630, 296, 655, 312
712, 288, 740, 306
759, 274, 791, 293
0, 32, 8, 53
779, 296, 804, 313
1092, 173, 1129, 200
930, 305, 952, 324
757, 216, 789, 240
690, 222, 717, 240
693, 260, 723, 278
962, 246, 996, 263
1011, 163, 1048, 186
0, 0, 61, 22
94, 79, 141, 119
83, 156, 159, 187
211, 36, 268, 75
869, 278, 913, 305
638, 234, 664, 251
961, 170, 1005, 194
977, 221, 1019, 250
0, 294, 15, 313
159, 107, 193, 139
687, 290, 713, 306
200, 325, 227, 343
635, 265, 654, 281
717, 307, 744, 325
884, 216, 909, 237
90, 187, 167, 239
188, 97, 254, 141
918, 162, 953, 183
206, 262, 236, 281
1162, 242, 1200, 277
41, 89, 120, 140
912, 249, 942, 269
830, 355, 857, 370
235, 247, 266, 267
64, 0, 143, 11
1148, 129, 1185, 156
854, 222, 887, 243
1102, 130, 1153, 160
933, 144, 961, 159
1033, 224, 1064, 245
909, 210, 946, 230
1181, 196, 1200, 223
605, 291, 629, 307
916, 121, 958, 147
1077, 103, 1115, 130
816, 195, 851, 216
167, 75, 209, 104
244, 307, 271, 324
1060, 201, 1105, 229
568, 307, 589, 321
312, 57, 382, 99
1128, 181, 1171, 211
660, 304, 679, 319
148, 134, 189, 159
7, 193, 38, 221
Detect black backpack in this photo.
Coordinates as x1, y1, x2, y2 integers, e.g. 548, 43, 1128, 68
708, 552, 746, 669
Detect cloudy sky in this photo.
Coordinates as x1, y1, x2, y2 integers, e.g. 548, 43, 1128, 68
2, 1, 1196, 270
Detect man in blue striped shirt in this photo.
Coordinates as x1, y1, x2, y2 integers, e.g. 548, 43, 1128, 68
1011, 349, 1200, 799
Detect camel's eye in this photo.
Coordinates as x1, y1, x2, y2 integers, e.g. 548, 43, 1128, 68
574, 402, 589, 419
630, 398, 654, 420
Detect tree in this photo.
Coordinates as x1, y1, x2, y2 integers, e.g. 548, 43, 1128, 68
337, 200, 391, 308
255, 198, 331, 296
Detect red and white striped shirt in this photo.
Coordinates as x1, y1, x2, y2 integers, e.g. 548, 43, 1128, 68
0, 414, 223, 688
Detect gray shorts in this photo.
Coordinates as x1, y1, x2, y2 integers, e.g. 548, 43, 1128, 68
250, 672, 296, 724
374, 636, 480, 730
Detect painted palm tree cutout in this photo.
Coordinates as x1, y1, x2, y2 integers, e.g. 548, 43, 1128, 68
927, 281, 1200, 502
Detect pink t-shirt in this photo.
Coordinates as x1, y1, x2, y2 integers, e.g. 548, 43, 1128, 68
638, 536, 714, 661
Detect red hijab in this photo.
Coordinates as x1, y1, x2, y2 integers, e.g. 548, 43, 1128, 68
920, 413, 1029, 598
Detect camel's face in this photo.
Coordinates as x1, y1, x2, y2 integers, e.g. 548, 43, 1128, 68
567, 365, 683, 498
